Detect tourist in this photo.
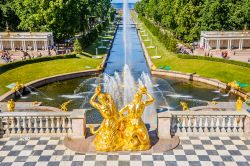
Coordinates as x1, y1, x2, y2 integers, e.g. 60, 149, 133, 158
48, 49, 51, 56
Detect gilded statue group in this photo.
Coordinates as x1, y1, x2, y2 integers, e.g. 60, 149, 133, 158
89, 85, 154, 152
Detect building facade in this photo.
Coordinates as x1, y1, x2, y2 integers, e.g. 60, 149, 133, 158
200, 31, 250, 50
0, 32, 54, 51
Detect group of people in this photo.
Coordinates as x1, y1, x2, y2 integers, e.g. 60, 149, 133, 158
178, 45, 194, 55
89, 85, 154, 152
204, 52, 213, 57
0, 49, 56, 64
221, 51, 229, 59
0, 50, 13, 63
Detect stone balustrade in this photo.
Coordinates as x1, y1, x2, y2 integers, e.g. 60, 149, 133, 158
158, 110, 250, 139
0, 109, 86, 138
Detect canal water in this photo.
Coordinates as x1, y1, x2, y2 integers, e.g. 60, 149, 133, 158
104, 24, 150, 80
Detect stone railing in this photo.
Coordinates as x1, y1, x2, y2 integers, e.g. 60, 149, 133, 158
158, 110, 250, 139
0, 109, 86, 138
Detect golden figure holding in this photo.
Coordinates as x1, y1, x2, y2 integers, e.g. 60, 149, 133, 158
180, 101, 189, 111
60, 100, 72, 112
7, 99, 15, 112
12, 82, 24, 92
236, 97, 243, 111
228, 81, 240, 90
89, 85, 123, 152
119, 86, 154, 151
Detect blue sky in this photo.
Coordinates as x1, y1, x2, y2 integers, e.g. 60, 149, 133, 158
111, 0, 138, 3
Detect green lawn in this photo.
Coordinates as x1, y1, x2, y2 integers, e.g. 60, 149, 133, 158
132, 12, 250, 92
0, 56, 102, 95
81, 28, 115, 56
0, 25, 117, 95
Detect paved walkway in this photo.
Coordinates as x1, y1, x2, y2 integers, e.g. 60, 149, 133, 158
194, 49, 250, 63
0, 136, 249, 166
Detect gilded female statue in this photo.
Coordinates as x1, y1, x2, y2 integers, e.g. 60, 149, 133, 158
119, 86, 154, 151
89, 85, 123, 151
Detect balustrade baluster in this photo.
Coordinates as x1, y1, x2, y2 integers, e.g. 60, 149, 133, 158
50, 117, 55, 133
16, 117, 21, 134
22, 117, 27, 134
28, 117, 32, 133
67, 118, 72, 134
0, 117, 3, 135
201, 116, 205, 132
228, 116, 233, 132
56, 117, 61, 133
182, 116, 187, 132
218, 116, 223, 132
198, 116, 202, 132
10, 117, 16, 134
210, 116, 214, 132
34, 117, 38, 134
193, 116, 197, 132
176, 117, 182, 133
238, 116, 244, 132
187, 116, 192, 132
221, 116, 226, 132
204, 116, 209, 132
233, 116, 238, 132
39, 117, 44, 134
45, 117, 50, 133
5, 117, 10, 136
62, 117, 66, 133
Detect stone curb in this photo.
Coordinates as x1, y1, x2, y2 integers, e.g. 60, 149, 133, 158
0, 69, 102, 101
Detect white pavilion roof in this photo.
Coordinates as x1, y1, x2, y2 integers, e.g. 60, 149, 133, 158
0, 32, 53, 40
201, 31, 250, 39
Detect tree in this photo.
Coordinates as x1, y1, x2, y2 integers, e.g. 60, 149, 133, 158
0, 0, 114, 42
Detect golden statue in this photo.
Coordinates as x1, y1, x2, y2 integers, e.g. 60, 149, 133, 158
7, 99, 15, 112
228, 81, 240, 90
60, 100, 72, 112
236, 97, 243, 111
180, 101, 189, 111
151, 64, 157, 70
32, 101, 39, 106
12, 82, 24, 92
118, 86, 154, 151
89, 85, 123, 152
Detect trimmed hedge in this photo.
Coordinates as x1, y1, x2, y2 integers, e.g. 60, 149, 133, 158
138, 15, 177, 52
0, 54, 77, 73
177, 54, 250, 68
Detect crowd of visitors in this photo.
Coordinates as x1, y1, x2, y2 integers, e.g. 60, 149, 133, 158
0, 43, 73, 64
178, 45, 194, 55
0, 50, 12, 63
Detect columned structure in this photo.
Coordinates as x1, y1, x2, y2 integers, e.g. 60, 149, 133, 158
200, 31, 250, 50
0, 32, 54, 51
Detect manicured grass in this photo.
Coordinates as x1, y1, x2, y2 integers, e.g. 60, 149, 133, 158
132, 12, 250, 92
0, 26, 117, 95
0, 56, 102, 95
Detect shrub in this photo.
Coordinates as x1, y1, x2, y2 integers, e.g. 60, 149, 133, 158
74, 39, 82, 53
177, 54, 250, 68
0, 54, 77, 73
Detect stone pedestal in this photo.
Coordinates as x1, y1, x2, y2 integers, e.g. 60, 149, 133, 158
157, 112, 172, 139
70, 109, 86, 139
244, 115, 250, 134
